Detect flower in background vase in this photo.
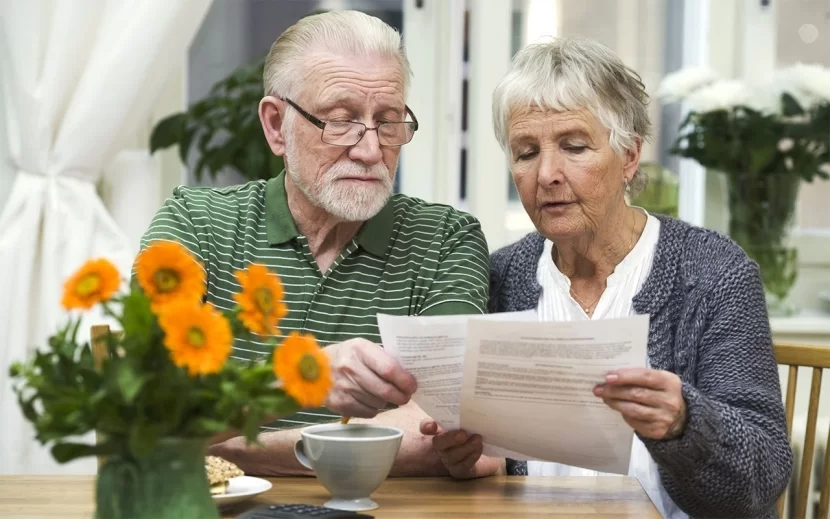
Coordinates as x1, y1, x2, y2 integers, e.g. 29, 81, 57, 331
778, 138, 795, 152
135, 241, 206, 311
660, 63, 830, 316
158, 302, 232, 376
657, 67, 719, 102
274, 332, 331, 408
234, 264, 288, 336
658, 70, 777, 115
686, 79, 773, 113
774, 63, 830, 110
61, 258, 120, 310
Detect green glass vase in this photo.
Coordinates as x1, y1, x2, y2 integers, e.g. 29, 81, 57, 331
725, 171, 801, 316
95, 438, 219, 519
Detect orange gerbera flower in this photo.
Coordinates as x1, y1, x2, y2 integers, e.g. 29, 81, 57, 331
158, 302, 232, 377
233, 264, 287, 336
274, 332, 332, 408
61, 258, 121, 310
134, 241, 205, 311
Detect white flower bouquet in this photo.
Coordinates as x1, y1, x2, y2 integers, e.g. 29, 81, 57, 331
659, 64, 830, 314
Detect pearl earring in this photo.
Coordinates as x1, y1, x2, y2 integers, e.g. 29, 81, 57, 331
624, 178, 631, 193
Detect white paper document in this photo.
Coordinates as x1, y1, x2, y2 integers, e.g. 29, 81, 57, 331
377, 312, 536, 460
377, 313, 649, 474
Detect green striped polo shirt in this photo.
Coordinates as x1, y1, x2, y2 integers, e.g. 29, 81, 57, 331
139, 171, 490, 429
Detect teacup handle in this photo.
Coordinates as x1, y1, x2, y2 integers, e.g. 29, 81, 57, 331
294, 438, 313, 470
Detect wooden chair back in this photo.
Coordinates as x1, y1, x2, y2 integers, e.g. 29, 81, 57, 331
90, 324, 118, 470
775, 342, 830, 519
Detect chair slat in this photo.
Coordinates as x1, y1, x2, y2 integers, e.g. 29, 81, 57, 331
786, 366, 798, 438
778, 365, 799, 517
819, 417, 830, 518
796, 368, 823, 519
775, 343, 830, 369
91, 325, 111, 371
90, 325, 112, 471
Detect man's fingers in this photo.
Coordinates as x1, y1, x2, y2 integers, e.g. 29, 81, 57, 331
420, 418, 442, 436
325, 390, 379, 418
357, 344, 417, 397
347, 356, 410, 407
452, 442, 485, 478
433, 429, 468, 452
350, 383, 387, 411
440, 435, 483, 466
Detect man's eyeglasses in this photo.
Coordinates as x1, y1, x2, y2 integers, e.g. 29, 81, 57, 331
282, 98, 419, 147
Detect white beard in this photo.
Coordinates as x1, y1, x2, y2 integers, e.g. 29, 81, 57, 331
283, 127, 394, 222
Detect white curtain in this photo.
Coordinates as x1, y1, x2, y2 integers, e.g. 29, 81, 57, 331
0, 0, 212, 475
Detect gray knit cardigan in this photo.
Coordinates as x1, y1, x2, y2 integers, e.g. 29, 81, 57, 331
489, 214, 792, 519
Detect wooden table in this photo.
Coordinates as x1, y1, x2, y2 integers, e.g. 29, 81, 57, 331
0, 475, 661, 518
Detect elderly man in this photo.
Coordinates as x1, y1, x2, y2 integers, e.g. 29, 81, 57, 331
138, 10, 490, 476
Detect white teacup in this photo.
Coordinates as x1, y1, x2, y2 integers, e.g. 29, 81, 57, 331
294, 423, 403, 511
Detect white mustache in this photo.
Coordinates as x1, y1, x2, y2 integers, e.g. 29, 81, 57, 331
326, 162, 389, 182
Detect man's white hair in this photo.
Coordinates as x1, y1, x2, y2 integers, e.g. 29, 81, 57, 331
492, 37, 652, 196
264, 10, 411, 99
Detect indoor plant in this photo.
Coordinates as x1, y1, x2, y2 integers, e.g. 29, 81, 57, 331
659, 66, 830, 315
630, 161, 679, 218
9, 241, 331, 518
149, 55, 283, 183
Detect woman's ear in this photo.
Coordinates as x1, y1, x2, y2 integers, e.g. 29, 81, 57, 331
623, 136, 642, 183
259, 96, 287, 156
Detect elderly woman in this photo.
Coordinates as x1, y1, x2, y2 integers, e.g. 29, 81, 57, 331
420, 37, 792, 518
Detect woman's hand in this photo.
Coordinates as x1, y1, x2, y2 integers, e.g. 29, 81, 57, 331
593, 368, 688, 440
419, 418, 505, 479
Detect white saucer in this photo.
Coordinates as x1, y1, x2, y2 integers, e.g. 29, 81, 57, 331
212, 476, 272, 507
324, 497, 378, 512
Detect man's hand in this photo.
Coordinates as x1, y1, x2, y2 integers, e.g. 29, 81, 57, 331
419, 418, 505, 479
593, 368, 688, 440
325, 338, 418, 418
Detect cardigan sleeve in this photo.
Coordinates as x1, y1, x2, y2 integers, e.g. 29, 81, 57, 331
488, 246, 511, 314
641, 254, 792, 518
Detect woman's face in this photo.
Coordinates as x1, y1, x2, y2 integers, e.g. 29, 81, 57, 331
507, 107, 640, 241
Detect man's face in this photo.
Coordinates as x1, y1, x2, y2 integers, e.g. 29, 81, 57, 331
282, 51, 406, 222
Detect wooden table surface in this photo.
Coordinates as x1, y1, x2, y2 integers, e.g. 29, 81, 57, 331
0, 475, 661, 518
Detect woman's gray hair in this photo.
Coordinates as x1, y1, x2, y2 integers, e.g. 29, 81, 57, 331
492, 37, 652, 196
264, 10, 411, 99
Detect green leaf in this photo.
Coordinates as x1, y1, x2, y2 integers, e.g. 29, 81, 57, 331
781, 93, 805, 117
9, 362, 23, 378
148, 53, 275, 183
97, 412, 129, 435
120, 289, 155, 348
52, 442, 116, 464
221, 380, 237, 396
242, 405, 264, 441
178, 125, 197, 164
257, 394, 299, 416
128, 423, 162, 458
78, 343, 93, 368
192, 418, 229, 434
19, 396, 39, 423
150, 113, 187, 153
749, 146, 777, 174
190, 99, 216, 119
117, 363, 146, 404
208, 136, 247, 175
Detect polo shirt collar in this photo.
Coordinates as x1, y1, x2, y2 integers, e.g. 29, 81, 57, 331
265, 171, 300, 245
265, 170, 395, 258
355, 197, 394, 258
